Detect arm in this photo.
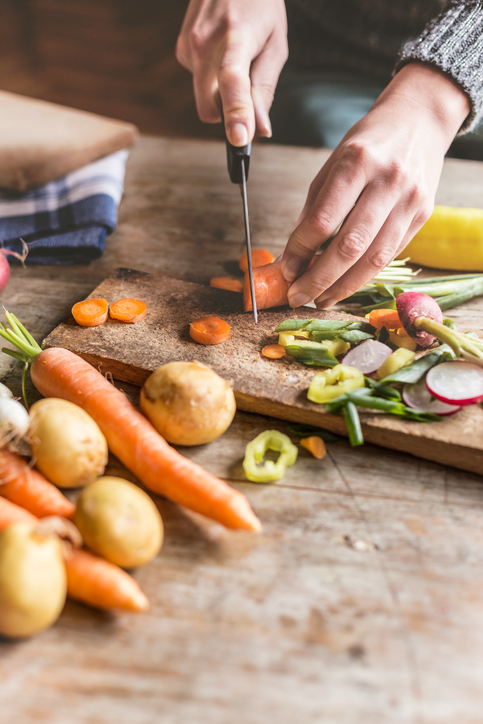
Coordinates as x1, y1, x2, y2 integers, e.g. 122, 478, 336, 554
176, 0, 288, 146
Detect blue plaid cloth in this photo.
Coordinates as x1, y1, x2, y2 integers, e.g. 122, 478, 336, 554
0, 150, 128, 265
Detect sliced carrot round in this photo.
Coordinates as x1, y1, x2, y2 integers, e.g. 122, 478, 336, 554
300, 436, 326, 460
189, 316, 231, 345
72, 298, 108, 327
210, 277, 243, 293
367, 308, 402, 330
239, 249, 275, 273
109, 298, 147, 324
261, 344, 286, 359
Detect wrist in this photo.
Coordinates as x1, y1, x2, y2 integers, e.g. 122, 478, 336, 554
376, 62, 471, 144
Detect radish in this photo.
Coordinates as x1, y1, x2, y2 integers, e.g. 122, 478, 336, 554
396, 291, 443, 348
342, 339, 392, 374
426, 361, 483, 406
0, 244, 29, 292
402, 378, 461, 415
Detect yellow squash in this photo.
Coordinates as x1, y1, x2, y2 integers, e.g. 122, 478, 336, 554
400, 205, 483, 271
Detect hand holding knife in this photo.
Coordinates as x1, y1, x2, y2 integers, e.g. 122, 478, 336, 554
225, 137, 258, 324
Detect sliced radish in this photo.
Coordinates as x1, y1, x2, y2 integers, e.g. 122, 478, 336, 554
402, 378, 461, 416
342, 339, 392, 374
426, 361, 483, 406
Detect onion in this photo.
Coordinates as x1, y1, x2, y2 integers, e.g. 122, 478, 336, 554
0, 398, 29, 448
402, 378, 461, 415
342, 339, 392, 374
426, 361, 483, 406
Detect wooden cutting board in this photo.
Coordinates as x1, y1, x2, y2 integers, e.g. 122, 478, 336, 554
43, 267, 483, 475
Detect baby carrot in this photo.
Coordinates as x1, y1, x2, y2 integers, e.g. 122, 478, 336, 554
367, 308, 403, 330
261, 344, 286, 359
72, 298, 109, 327
0, 314, 261, 531
189, 316, 231, 345
300, 436, 326, 460
0, 497, 148, 612
239, 249, 274, 272
109, 298, 147, 324
0, 450, 75, 519
210, 277, 243, 293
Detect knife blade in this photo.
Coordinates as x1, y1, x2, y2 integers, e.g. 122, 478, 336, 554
225, 138, 258, 324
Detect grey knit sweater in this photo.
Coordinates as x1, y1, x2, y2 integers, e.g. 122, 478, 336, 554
285, 0, 483, 130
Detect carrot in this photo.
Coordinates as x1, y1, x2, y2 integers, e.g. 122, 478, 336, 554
0, 497, 148, 612
239, 249, 275, 272
300, 436, 326, 459
1, 314, 260, 531
210, 277, 243, 293
0, 449, 75, 519
65, 548, 149, 612
189, 316, 231, 345
261, 344, 286, 359
243, 260, 290, 312
367, 309, 403, 330
72, 298, 108, 327
0, 495, 36, 529
109, 298, 147, 324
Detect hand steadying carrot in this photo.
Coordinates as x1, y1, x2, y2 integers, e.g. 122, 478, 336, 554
0, 496, 148, 612
0, 449, 75, 519
0, 313, 261, 532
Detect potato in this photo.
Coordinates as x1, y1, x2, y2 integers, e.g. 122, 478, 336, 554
74, 476, 163, 568
28, 398, 108, 488
140, 361, 236, 445
0, 522, 67, 638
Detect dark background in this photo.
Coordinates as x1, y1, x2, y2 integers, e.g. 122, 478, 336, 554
0, 0, 225, 138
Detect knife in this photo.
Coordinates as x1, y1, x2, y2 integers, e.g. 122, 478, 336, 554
225, 137, 258, 324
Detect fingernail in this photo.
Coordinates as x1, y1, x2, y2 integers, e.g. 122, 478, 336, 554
231, 123, 249, 146
260, 114, 272, 138
282, 256, 301, 282
289, 292, 312, 308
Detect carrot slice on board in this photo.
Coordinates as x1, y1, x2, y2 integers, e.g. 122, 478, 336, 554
239, 249, 275, 273
109, 298, 147, 324
367, 309, 403, 330
210, 277, 243, 293
189, 317, 231, 345
72, 298, 108, 327
300, 436, 326, 459
261, 344, 286, 359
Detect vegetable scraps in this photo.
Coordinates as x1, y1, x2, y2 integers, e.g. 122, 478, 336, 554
0, 312, 261, 532
243, 430, 298, 483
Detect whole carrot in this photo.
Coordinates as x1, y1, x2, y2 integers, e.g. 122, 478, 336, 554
1, 314, 261, 532
0, 497, 148, 612
0, 449, 75, 519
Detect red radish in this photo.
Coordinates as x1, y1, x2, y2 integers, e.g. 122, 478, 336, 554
396, 291, 443, 348
0, 245, 28, 292
402, 378, 461, 415
342, 339, 392, 374
426, 361, 483, 406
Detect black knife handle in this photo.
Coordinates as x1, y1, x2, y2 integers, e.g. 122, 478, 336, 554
226, 138, 251, 184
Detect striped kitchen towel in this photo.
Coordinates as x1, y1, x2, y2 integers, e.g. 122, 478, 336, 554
0, 149, 128, 264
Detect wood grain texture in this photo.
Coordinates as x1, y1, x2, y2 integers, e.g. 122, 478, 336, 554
44, 267, 483, 475
1, 137, 483, 723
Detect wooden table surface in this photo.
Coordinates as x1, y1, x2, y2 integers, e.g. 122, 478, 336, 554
1, 137, 483, 724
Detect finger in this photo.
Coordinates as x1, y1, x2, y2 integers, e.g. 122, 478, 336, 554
287, 180, 399, 307
192, 58, 222, 123
218, 35, 256, 145
314, 207, 415, 309
175, 0, 206, 71
250, 35, 288, 138
281, 159, 367, 287
296, 154, 338, 225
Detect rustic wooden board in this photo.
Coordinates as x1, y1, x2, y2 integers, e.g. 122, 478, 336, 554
43, 266, 483, 475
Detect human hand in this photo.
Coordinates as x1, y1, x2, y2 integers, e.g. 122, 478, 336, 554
281, 64, 471, 309
176, 0, 288, 146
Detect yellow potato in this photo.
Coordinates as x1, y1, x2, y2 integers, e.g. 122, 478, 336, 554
74, 476, 163, 568
140, 361, 236, 446
0, 522, 67, 638
28, 398, 108, 488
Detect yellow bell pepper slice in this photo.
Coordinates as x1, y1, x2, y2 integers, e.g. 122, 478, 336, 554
307, 364, 364, 404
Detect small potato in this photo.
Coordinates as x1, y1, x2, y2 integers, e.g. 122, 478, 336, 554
0, 522, 67, 638
29, 398, 108, 488
74, 476, 163, 568
140, 361, 236, 446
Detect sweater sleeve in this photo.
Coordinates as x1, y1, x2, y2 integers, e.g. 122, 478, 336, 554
394, 0, 483, 132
